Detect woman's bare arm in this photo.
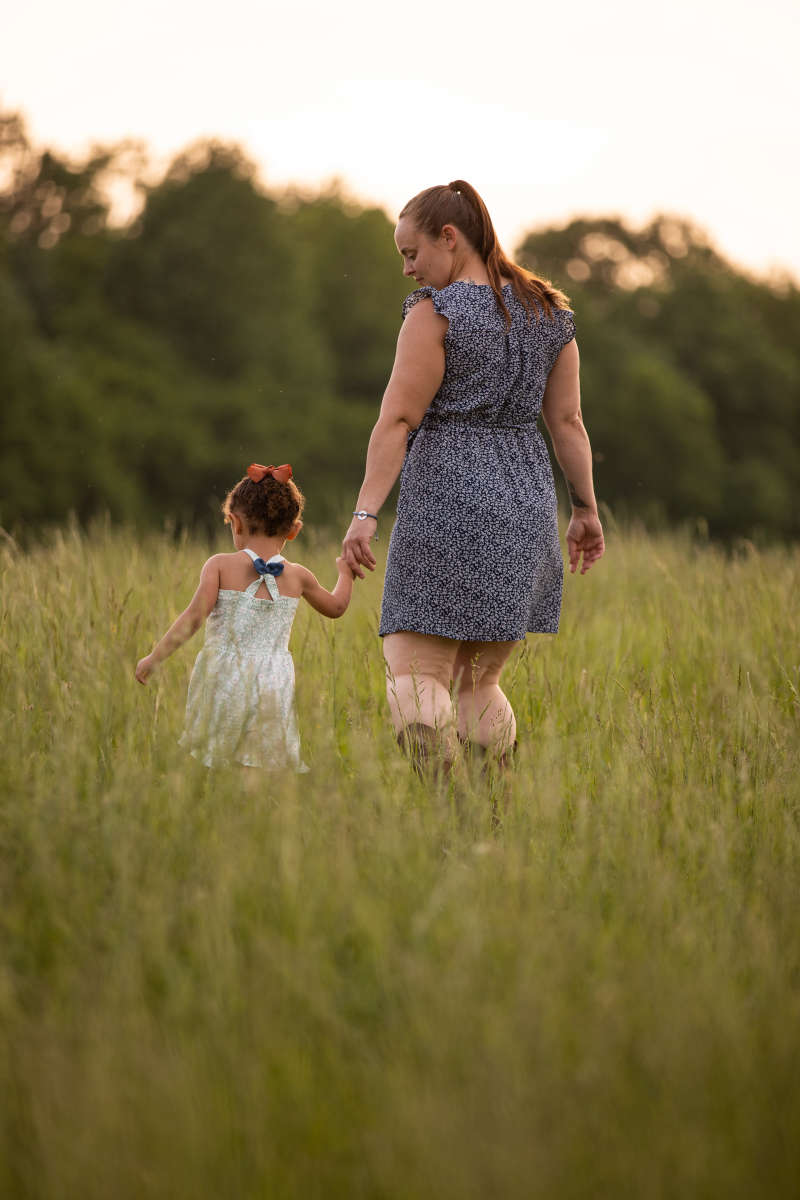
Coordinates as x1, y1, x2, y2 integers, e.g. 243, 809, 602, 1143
541, 340, 597, 514
541, 340, 605, 574
342, 300, 446, 576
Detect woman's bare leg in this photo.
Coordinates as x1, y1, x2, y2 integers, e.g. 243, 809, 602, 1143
382, 632, 460, 755
453, 640, 522, 754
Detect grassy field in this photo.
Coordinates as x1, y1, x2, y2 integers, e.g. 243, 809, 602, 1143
1, 520, 799, 1198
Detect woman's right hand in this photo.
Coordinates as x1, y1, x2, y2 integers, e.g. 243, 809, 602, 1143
342, 517, 377, 579
566, 511, 605, 575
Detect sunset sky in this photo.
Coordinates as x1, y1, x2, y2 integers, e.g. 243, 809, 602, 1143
4, 0, 799, 282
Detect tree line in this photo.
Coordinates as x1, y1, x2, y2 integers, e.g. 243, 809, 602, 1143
1, 112, 798, 540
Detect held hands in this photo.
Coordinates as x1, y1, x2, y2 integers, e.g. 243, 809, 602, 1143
566, 511, 605, 575
342, 516, 377, 579
336, 555, 358, 579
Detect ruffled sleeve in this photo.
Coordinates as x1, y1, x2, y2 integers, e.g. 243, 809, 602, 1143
402, 286, 440, 321
556, 307, 576, 352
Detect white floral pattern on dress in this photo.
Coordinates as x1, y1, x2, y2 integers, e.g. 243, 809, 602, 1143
179, 552, 308, 770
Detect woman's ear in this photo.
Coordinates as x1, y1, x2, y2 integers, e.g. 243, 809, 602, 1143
440, 223, 458, 248
285, 518, 303, 542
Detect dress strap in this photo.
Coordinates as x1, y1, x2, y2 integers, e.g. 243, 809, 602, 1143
242, 548, 284, 600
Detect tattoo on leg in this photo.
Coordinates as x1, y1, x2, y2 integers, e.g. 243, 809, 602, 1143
567, 479, 589, 508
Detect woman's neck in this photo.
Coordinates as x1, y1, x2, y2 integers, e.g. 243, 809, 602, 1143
448, 251, 490, 286
447, 248, 508, 288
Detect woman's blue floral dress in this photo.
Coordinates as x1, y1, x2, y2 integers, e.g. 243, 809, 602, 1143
379, 281, 576, 642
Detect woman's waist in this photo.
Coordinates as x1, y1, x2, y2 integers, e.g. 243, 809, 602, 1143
400, 428, 555, 508
408, 414, 547, 452
421, 409, 542, 432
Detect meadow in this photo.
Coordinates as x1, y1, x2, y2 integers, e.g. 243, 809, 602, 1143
1, 520, 798, 1198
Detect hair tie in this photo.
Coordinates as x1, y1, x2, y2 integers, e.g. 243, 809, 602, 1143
247, 463, 293, 484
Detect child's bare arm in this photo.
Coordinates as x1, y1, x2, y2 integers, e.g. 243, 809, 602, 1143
298, 557, 355, 619
135, 557, 221, 684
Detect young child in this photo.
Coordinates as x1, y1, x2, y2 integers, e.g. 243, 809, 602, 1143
135, 462, 355, 770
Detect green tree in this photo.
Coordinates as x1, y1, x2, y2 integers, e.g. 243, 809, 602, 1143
107, 141, 332, 392
518, 214, 800, 537
3, 107, 798, 541
287, 187, 410, 404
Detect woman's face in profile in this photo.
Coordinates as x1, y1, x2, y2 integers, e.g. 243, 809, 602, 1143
394, 217, 453, 289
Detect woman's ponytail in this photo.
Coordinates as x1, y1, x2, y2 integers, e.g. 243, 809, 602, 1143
400, 180, 570, 328
447, 179, 496, 258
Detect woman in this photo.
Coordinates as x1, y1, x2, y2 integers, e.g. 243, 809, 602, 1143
341, 180, 604, 768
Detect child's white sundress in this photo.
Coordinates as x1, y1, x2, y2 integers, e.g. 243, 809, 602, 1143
179, 550, 308, 770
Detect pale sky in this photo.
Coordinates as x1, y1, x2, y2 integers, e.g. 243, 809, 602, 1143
4, 0, 799, 282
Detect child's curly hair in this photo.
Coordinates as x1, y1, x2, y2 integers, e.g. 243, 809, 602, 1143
222, 468, 305, 536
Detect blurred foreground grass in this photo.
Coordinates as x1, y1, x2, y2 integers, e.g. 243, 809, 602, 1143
1, 521, 799, 1198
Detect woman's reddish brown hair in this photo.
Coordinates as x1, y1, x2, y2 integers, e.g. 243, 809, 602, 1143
399, 179, 570, 327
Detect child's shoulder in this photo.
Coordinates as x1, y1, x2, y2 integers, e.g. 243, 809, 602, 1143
205, 551, 249, 592
280, 556, 310, 575
278, 558, 313, 589
198, 552, 233, 575
207, 551, 240, 564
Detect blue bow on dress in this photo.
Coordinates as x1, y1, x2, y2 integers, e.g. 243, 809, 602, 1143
252, 557, 284, 577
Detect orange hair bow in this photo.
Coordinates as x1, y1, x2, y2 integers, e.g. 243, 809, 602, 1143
247, 463, 293, 484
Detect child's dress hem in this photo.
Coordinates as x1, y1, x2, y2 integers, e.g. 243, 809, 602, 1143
179, 735, 310, 773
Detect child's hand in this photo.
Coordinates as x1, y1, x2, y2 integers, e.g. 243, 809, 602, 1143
336, 555, 357, 580
135, 654, 157, 685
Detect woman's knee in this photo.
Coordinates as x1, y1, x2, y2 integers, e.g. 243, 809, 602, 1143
383, 633, 459, 732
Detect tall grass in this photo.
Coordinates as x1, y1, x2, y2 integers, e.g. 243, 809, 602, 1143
1, 521, 798, 1198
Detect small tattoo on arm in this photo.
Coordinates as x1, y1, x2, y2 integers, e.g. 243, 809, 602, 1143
567, 480, 589, 508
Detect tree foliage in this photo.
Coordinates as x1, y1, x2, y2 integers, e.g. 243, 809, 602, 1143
1, 112, 798, 540
518, 216, 800, 536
